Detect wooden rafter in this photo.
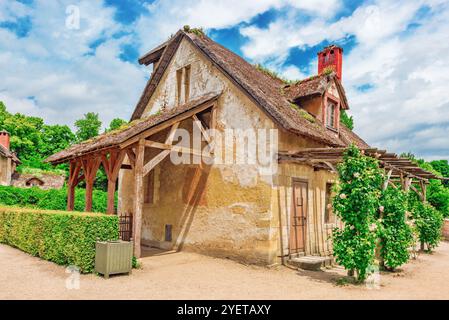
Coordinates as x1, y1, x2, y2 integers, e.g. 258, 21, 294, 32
142, 122, 180, 176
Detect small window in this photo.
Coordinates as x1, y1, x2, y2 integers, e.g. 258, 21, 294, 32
176, 68, 183, 105
326, 100, 337, 129
144, 169, 155, 204
184, 65, 191, 102
324, 183, 334, 224
176, 65, 192, 105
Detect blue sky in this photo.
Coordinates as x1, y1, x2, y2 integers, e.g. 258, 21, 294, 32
1, 0, 449, 161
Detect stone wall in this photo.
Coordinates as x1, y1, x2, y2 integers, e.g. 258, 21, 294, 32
11, 173, 65, 190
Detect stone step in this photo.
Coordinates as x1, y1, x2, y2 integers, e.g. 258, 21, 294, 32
288, 255, 334, 271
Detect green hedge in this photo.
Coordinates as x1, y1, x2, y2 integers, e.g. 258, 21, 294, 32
0, 207, 119, 273
0, 185, 111, 213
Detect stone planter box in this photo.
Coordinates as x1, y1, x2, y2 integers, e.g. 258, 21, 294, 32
95, 240, 133, 278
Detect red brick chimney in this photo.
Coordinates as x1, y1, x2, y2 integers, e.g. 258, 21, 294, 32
318, 45, 343, 80
0, 130, 10, 150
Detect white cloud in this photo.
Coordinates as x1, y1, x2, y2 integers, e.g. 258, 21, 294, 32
1, 0, 448, 161
238, 0, 449, 160
0, 0, 147, 129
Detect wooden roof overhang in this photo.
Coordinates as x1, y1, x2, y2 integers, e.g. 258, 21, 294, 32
278, 147, 442, 183
46, 92, 221, 165
46, 93, 220, 227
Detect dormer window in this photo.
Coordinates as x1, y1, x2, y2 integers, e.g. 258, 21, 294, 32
326, 100, 337, 129
176, 64, 191, 105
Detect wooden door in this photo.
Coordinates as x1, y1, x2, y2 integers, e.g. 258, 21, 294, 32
290, 180, 308, 254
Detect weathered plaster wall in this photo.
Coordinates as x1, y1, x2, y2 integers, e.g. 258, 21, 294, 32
0, 157, 11, 186
118, 37, 279, 265
272, 163, 338, 259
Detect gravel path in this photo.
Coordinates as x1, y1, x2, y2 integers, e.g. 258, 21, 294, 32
1, 242, 449, 300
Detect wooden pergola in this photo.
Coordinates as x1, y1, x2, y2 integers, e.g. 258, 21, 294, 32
278, 147, 443, 200
47, 93, 219, 257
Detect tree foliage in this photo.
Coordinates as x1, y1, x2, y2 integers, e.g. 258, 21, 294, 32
107, 118, 128, 132
0, 101, 127, 192
0, 101, 75, 170
401, 152, 449, 217
332, 145, 384, 281
74, 112, 102, 142
340, 110, 354, 130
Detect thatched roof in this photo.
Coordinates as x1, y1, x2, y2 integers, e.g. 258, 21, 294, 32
47, 29, 369, 165
133, 30, 359, 148
46, 92, 220, 164
0, 144, 20, 164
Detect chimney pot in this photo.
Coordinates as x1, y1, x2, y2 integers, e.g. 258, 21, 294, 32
318, 45, 343, 80
0, 130, 10, 150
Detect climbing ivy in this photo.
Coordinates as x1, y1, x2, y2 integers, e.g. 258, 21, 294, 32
378, 187, 414, 270
332, 145, 384, 281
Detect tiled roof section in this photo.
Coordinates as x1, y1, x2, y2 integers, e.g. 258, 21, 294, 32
46, 92, 220, 164
132, 30, 357, 147
0, 144, 20, 163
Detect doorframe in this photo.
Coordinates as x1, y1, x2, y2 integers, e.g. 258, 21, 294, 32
289, 178, 309, 256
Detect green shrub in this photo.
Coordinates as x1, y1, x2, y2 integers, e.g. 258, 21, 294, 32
378, 188, 413, 270
0, 185, 111, 213
0, 206, 119, 273
409, 198, 443, 251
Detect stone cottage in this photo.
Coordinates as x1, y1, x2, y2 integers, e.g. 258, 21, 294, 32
47, 29, 437, 266
0, 131, 20, 186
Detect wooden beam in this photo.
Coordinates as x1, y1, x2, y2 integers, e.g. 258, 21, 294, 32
420, 180, 427, 203
67, 160, 81, 211
410, 184, 424, 201
142, 122, 181, 177
126, 148, 136, 169
383, 169, 393, 191
120, 100, 216, 149
101, 149, 127, 215
82, 157, 102, 212
388, 180, 398, 189
133, 139, 145, 258
192, 114, 211, 144
144, 140, 207, 157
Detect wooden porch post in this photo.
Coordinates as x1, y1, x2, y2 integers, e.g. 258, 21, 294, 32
67, 161, 76, 211
133, 139, 145, 258
67, 160, 82, 211
81, 157, 101, 212
101, 149, 126, 215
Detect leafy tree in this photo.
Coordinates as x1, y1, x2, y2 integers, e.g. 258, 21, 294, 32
75, 112, 101, 142
401, 152, 449, 217
332, 145, 384, 281
107, 118, 127, 132
340, 110, 354, 130
40, 124, 76, 158
430, 160, 449, 186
